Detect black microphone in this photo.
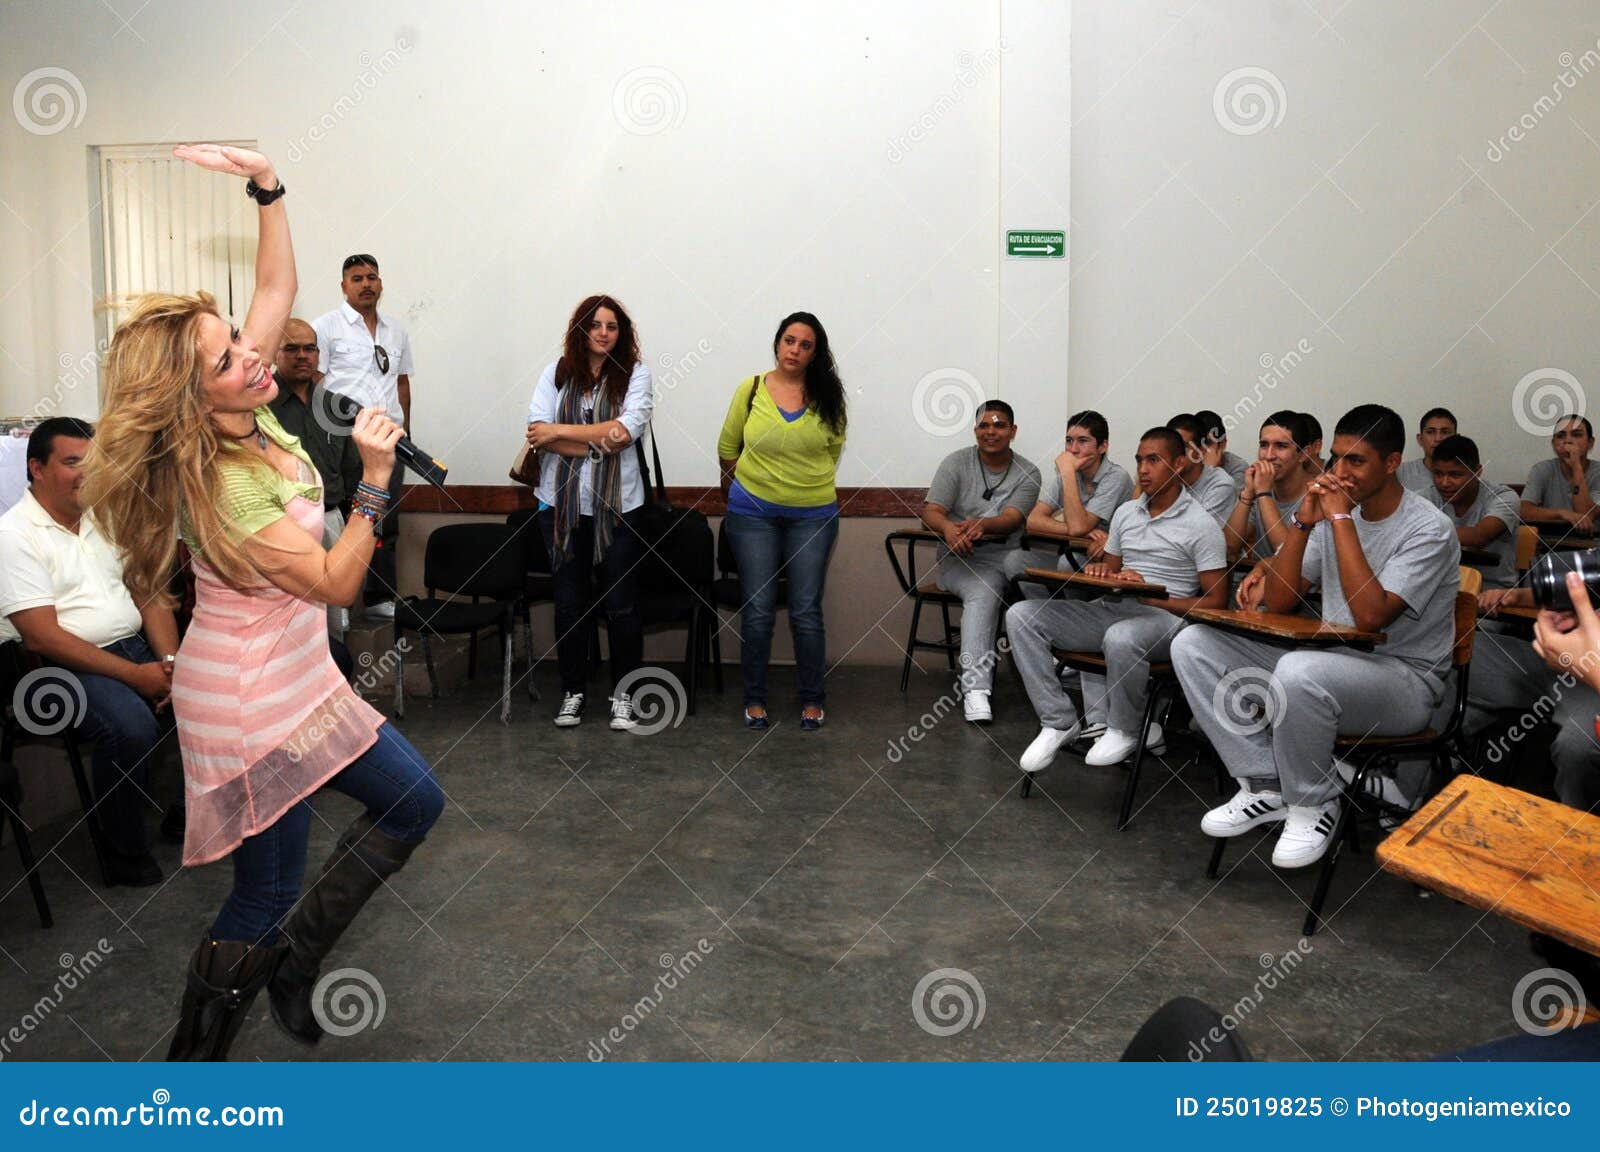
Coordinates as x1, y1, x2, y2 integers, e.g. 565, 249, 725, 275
325, 392, 449, 490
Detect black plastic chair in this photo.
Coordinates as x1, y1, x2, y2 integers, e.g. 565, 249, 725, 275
392, 523, 526, 724
0, 640, 116, 914
612, 509, 716, 715
884, 531, 963, 692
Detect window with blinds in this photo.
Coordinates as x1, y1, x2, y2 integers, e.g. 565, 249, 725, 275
94, 141, 259, 338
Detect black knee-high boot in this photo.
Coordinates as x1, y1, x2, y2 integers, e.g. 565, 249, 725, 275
268, 813, 423, 1045
166, 934, 285, 1061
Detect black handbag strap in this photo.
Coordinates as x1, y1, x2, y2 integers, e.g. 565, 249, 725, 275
633, 423, 667, 504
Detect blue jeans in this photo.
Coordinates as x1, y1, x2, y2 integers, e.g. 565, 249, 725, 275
723, 512, 838, 708
210, 722, 443, 944
71, 636, 172, 859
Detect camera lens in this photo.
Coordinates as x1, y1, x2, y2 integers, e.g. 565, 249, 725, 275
1529, 547, 1600, 611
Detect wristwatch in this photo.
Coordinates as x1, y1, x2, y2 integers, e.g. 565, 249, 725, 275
587, 442, 604, 462
245, 178, 287, 205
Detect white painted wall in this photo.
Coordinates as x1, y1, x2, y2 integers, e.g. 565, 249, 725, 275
1067, 1, 1600, 487
1, 0, 1072, 490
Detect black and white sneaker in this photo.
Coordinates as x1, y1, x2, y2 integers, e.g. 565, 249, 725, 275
1200, 786, 1287, 837
554, 692, 585, 727
1271, 800, 1342, 868
609, 694, 637, 731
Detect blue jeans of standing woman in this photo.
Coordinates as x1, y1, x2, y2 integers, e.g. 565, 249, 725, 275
724, 512, 839, 709
210, 722, 443, 944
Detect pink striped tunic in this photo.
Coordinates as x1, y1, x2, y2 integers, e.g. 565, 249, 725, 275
172, 410, 383, 866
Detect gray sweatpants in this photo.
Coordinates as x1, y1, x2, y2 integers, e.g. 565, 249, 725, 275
1007, 597, 1186, 732
1170, 624, 1441, 806
1466, 625, 1600, 812
1003, 545, 1074, 601
935, 549, 1012, 693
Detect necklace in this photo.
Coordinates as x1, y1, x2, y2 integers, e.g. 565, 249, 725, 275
979, 452, 1013, 501
220, 419, 268, 452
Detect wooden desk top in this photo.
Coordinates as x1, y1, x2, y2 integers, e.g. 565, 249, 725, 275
1023, 567, 1168, 599
1376, 776, 1600, 956
1185, 607, 1385, 648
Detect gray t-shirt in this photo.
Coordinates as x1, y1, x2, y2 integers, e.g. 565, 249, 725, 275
926, 447, 1041, 549
1523, 457, 1600, 512
1247, 490, 1306, 560
1300, 490, 1460, 689
1104, 488, 1228, 599
1422, 480, 1521, 589
1039, 458, 1134, 528
1397, 458, 1434, 493
1219, 451, 1249, 488
1186, 465, 1237, 525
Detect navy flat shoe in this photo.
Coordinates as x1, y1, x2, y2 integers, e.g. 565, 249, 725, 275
799, 709, 825, 731
744, 708, 770, 730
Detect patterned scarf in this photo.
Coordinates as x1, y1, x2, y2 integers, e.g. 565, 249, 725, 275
550, 371, 625, 569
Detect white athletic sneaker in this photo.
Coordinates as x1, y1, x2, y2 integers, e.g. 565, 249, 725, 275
608, 694, 637, 731
554, 692, 585, 727
364, 600, 396, 620
1083, 722, 1167, 766
1200, 786, 1287, 837
1077, 721, 1107, 742
1020, 724, 1080, 773
962, 691, 993, 724
1333, 758, 1418, 810
1271, 801, 1342, 868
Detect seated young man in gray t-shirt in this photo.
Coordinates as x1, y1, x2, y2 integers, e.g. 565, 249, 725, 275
1007, 427, 1228, 775
1008, 409, 1133, 591
1423, 434, 1519, 590
1521, 414, 1600, 533
1396, 407, 1456, 493
921, 400, 1041, 724
1172, 404, 1460, 870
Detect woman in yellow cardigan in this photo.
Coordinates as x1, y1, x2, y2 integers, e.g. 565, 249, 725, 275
717, 312, 847, 729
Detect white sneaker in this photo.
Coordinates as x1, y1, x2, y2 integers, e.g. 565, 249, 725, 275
1200, 786, 1287, 837
554, 692, 584, 727
962, 691, 992, 724
1083, 722, 1167, 766
1077, 721, 1107, 743
1333, 758, 1418, 810
608, 694, 637, 731
1020, 724, 1080, 773
1271, 801, 1342, 868
364, 600, 396, 620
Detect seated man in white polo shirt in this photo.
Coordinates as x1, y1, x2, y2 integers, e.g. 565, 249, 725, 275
1007, 427, 1229, 773
0, 419, 178, 886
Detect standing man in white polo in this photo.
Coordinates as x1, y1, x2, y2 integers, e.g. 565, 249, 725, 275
313, 253, 414, 619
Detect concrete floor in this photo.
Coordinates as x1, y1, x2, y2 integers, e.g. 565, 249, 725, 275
0, 659, 1546, 1062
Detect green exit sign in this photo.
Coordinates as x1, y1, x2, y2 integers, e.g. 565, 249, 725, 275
1006, 230, 1065, 258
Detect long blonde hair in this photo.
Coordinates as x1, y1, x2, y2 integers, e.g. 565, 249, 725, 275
82, 292, 270, 606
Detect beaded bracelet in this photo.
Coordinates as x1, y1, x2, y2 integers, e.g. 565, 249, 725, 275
356, 481, 390, 501
351, 499, 386, 524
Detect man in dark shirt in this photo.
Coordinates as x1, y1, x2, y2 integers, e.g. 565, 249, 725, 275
269, 317, 363, 637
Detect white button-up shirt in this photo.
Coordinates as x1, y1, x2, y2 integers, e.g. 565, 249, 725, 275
0, 490, 143, 646
312, 302, 414, 425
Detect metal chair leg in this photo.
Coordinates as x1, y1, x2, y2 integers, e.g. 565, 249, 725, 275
900, 598, 925, 692
468, 631, 479, 680
684, 605, 699, 717
1205, 836, 1227, 879
499, 623, 512, 724
1304, 795, 1356, 937
0, 765, 50, 928
1019, 773, 1033, 799
711, 616, 725, 694
1117, 683, 1164, 831
522, 609, 539, 701
63, 735, 113, 886
940, 602, 957, 671
422, 633, 440, 699
393, 628, 406, 718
